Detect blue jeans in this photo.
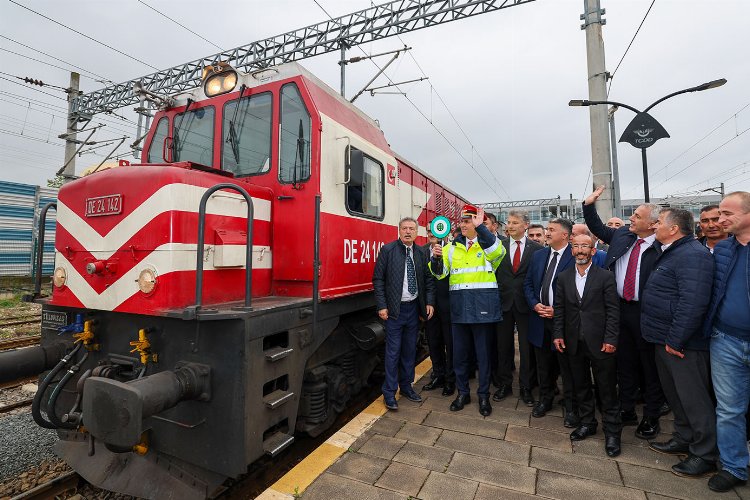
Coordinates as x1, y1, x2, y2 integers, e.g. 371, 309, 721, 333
711, 328, 750, 481
381, 300, 419, 398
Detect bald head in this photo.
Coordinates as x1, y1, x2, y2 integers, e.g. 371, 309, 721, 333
606, 217, 624, 228
572, 224, 593, 238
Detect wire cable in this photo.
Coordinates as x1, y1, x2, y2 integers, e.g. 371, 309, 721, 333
0, 75, 67, 100
135, 0, 224, 51
607, 0, 656, 97
0, 46, 102, 83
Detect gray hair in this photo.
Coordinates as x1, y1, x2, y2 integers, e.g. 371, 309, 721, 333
507, 209, 530, 224
399, 217, 418, 228
548, 218, 573, 236
660, 208, 694, 236
641, 203, 661, 222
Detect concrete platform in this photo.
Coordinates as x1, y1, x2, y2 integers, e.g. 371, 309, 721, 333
258, 359, 750, 500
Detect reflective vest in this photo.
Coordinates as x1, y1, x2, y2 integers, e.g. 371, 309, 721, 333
430, 234, 506, 290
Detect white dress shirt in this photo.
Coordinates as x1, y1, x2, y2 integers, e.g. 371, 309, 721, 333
511, 236, 527, 262
614, 234, 656, 300
543, 244, 568, 305
575, 262, 593, 299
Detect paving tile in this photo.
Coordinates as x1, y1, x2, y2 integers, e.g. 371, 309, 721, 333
446, 452, 537, 494
358, 434, 407, 460
531, 446, 622, 485
418, 471, 478, 500
422, 410, 507, 439
370, 416, 406, 437
474, 483, 538, 500
392, 441, 453, 472
350, 429, 375, 452
394, 421, 442, 446
374, 461, 430, 497
618, 462, 740, 500
435, 429, 530, 466
302, 472, 403, 500
536, 470, 646, 500
327, 451, 391, 484
504, 424, 572, 452
389, 404, 430, 424
527, 413, 567, 433
646, 494, 681, 500
573, 439, 680, 472
483, 406, 531, 427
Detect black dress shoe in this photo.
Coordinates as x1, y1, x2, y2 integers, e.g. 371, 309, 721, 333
401, 389, 422, 403
532, 400, 553, 418
635, 416, 660, 439
563, 411, 580, 429
492, 384, 512, 402
450, 393, 471, 411
520, 388, 535, 407
384, 396, 398, 411
479, 396, 492, 416
672, 454, 717, 477
620, 409, 638, 426
649, 438, 690, 456
442, 382, 456, 397
708, 470, 747, 492
570, 424, 597, 441
659, 402, 671, 416
605, 435, 622, 457
422, 376, 444, 391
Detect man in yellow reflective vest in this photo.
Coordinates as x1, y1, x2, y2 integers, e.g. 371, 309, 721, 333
430, 204, 507, 416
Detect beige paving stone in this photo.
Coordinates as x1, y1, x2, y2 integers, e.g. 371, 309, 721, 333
504, 424, 572, 452
483, 406, 532, 427
527, 413, 567, 432
618, 462, 741, 500
358, 434, 407, 460
646, 494, 681, 500
573, 438, 680, 472
531, 446, 622, 485
374, 461, 430, 497
422, 410, 507, 439
418, 471, 479, 500
434, 429, 530, 466
536, 470, 646, 500
302, 472, 403, 500
389, 404, 430, 424
370, 416, 406, 437
350, 429, 376, 452
446, 452, 537, 494
327, 451, 391, 484
394, 421, 442, 446
392, 441, 454, 472
474, 483, 538, 500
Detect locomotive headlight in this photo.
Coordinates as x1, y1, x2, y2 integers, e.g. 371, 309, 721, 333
204, 69, 238, 97
53, 267, 67, 288
137, 268, 158, 295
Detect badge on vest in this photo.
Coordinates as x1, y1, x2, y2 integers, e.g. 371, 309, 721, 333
477, 252, 483, 258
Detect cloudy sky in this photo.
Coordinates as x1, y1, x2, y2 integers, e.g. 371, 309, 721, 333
1, 0, 748, 204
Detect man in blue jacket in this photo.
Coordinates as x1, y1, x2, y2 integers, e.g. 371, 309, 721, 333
703, 191, 750, 492
641, 208, 716, 478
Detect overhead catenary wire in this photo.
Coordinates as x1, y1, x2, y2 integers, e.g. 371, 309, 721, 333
607, 0, 656, 97
135, 0, 224, 52
0, 46, 103, 83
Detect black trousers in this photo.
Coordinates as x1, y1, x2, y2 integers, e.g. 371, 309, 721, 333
495, 308, 537, 389
535, 319, 575, 411
425, 306, 454, 382
654, 347, 718, 462
569, 339, 622, 436
617, 300, 664, 417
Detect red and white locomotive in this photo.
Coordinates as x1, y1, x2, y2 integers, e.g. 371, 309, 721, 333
24, 62, 467, 499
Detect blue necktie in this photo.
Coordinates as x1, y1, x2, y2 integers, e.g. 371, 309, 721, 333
407, 247, 417, 295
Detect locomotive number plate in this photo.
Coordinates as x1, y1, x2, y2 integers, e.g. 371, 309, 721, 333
85, 194, 122, 217
41, 310, 68, 330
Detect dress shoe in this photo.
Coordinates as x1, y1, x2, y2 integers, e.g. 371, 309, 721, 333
671, 454, 717, 477
384, 396, 398, 411
450, 394, 471, 411
563, 411, 580, 429
492, 384, 512, 402
708, 470, 747, 492
401, 389, 422, 403
659, 402, 671, 416
649, 438, 690, 457
442, 382, 456, 397
570, 424, 597, 441
479, 396, 492, 416
422, 376, 444, 391
532, 400, 553, 418
520, 388, 535, 407
635, 416, 660, 439
605, 435, 622, 457
620, 409, 638, 426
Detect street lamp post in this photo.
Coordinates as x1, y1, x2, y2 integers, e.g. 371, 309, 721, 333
569, 78, 726, 202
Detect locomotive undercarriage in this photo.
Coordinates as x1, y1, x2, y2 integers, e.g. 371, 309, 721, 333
25, 293, 384, 500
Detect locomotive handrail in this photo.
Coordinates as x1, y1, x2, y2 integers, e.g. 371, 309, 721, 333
190, 184, 254, 317
26, 202, 57, 301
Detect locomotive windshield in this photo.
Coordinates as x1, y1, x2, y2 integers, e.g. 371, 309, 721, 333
279, 83, 311, 184
173, 105, 215, 165
222, 92, 272, 176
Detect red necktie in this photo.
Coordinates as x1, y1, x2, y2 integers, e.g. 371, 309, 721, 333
512, 241, 522, 272
622, 239, 645, 301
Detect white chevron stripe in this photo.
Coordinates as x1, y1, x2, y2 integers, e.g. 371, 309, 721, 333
55, 243, 272, 310
57, 183, 271, 259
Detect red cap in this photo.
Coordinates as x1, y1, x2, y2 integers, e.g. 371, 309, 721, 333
461, 204, 478, 219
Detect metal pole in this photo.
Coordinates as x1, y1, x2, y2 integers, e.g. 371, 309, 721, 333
608, 106, 622, 217
720, 182, 725, 198
641, 148, 650, 203
581, 0, 613, 219
339, 43, 347, 97
62, 72, 80, 182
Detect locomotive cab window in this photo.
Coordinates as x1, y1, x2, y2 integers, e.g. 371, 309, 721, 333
147, 116, 169, 163
222, 92, 272, 176
173, 105, 215, 166
346, 147, 384, 219
279, 83, 311, 184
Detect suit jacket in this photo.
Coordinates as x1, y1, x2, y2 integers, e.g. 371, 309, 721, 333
496, 238, 543, 314
373, 240, 435, 320
523, 245, 575, 348
422, 243, 449, 313
553, 264, 620, 359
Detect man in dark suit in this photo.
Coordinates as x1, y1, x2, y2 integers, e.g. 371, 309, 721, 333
523, 218, 576, 422
554, 233, 622, 457
373, 217, 435, 411
494, 209, 543, 406
583, 186, 665, 440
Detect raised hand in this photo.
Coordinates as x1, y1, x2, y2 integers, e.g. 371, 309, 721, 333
584, 185, 605, 206
472, 207, 485, 228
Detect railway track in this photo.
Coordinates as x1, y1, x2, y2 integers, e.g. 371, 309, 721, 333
9, 471, 82, 500
0, 397, 33, 414
0, 316, 41, 329
0, 336, 41, 351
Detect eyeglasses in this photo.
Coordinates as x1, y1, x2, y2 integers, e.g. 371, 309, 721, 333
571, 244, 592, 249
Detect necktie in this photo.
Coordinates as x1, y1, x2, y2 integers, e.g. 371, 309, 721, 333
622, 239, 645, 301
541, 251, 559, 306
406, 247, 417, 295
512, 240, 522, 273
